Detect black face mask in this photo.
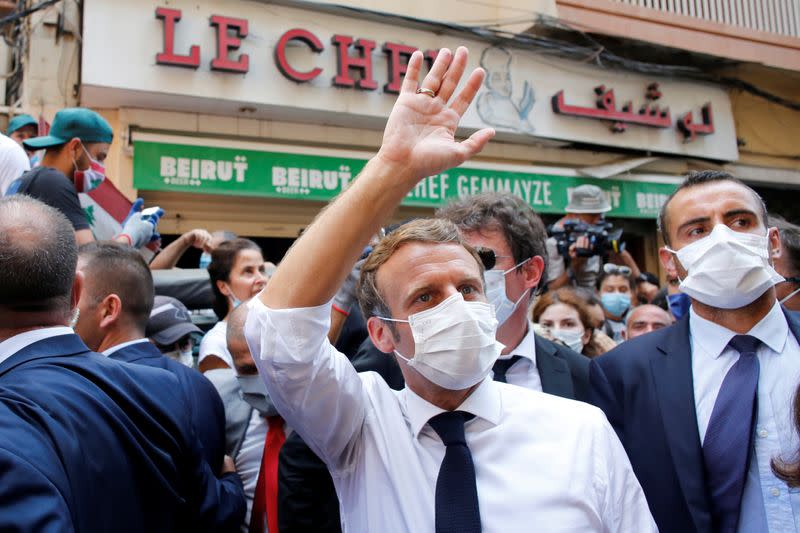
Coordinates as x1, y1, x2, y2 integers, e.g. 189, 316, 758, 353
236, 374, 278, 417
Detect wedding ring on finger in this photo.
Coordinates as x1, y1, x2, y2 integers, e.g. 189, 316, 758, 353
416, 88, 437, 98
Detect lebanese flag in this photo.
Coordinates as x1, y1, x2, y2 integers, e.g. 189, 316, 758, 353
78, 177, 158, 260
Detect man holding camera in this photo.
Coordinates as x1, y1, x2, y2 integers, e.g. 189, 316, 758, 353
547, 184, 640, 290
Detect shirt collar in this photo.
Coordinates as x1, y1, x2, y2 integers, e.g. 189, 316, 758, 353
0, 326, 73, 367
103, 338, 150, 357
403, 377, 502, 439
497, 320, 536, 366
689, 301, 788, 359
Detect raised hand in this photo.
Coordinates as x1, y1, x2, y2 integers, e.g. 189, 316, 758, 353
376, 46, 495, 183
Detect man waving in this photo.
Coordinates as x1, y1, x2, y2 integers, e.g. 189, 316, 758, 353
245, 47, 654, 532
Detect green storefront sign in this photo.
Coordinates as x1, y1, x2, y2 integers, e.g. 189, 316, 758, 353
133, 139, 677, 218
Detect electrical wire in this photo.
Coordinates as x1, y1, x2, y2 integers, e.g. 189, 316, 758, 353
0, 0, 60, 28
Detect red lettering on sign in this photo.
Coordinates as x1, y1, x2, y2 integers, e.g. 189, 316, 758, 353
275, 29, 324, 83
155, 7, 200, 69
382, 42, 416, 94
210, 15, 249, 73
331, 35, 378, 90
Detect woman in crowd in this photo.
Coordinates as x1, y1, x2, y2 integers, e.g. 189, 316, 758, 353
532, 287, 612, 358
596, 264, 635, 342
198, 238, 268, 373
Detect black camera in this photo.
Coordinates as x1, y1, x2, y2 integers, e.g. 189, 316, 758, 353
549, 220, 625, 259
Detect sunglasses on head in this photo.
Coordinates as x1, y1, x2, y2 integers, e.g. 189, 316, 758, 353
603, 263, 632, 276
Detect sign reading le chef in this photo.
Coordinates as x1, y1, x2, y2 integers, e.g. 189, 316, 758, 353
81, 1, 739, 161
133, 135, 677, 219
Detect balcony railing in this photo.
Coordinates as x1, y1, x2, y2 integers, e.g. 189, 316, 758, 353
614, 0, 800, 37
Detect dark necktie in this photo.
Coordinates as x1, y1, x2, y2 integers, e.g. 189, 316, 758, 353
702, 334, 761, 533
428, 411, 481, 533
492, 355, 522, 383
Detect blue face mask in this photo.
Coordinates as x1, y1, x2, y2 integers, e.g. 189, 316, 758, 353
667, 292, 691, 321
199, 252, 212, 269
601, 292, 630, 318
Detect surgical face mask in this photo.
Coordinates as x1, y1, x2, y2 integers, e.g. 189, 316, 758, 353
484, 258, 531, 325
237, 374, 279, 417
199, 252, 212, 270
780, 277, 800, 305
665, 224, 783, 310
601, 292, 630, 318
73, 145, 105, 192
667, 292, 691, 321
380, 293, 503, 391
551, 328, 585, 353
225, 283, 242, 309
162, 348, 194, 367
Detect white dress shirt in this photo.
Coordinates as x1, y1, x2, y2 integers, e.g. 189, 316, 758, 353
102, 338, 149, 357
0, 326, 73, 366
690, 302, 800, 532
245, 298, 656, 532
491, 320, 541, 392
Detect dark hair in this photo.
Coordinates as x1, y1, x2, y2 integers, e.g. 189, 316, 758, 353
78, 242, 154, 332
771, 215, 800, 277
208, 238, 262, 320
658, 171, 768, 246
436, 192, 549, 286
772, 384, 800, 487
0, 196, 77, 315
596, 271, 635, 291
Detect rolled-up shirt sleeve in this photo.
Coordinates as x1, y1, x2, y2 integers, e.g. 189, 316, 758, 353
245, 298, 366, 472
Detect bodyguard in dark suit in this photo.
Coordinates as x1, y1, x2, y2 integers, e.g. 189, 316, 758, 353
591, 171, 800, 533
75, 242, 226, 472
0, 195, 245, 532
437, 191, 591, 400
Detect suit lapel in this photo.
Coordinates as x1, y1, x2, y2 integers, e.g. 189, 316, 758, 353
650, 315, 711, 531
784, 308, 800, 344
534, 335, 574, 399
0, 334, 90, 377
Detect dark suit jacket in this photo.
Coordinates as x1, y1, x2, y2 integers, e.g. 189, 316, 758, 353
278, 333, 592, 532
110, 341, 226, 473
590, 309, 800, 533
0, 333, 245, 532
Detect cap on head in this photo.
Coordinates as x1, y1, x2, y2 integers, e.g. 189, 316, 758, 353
7, 114, 37, 135
23, 108, 113, 150
565, 185, 611, 214
146, 295, 201, 345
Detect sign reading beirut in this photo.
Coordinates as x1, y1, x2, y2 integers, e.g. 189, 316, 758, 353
133, 135, 677, 219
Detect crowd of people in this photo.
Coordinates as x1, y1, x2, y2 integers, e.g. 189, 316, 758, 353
2, 45, 800, 532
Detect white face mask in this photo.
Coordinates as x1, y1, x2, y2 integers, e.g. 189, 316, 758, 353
163, 348, 194, 367
484, 258, 531, 325
666, 224, 783, 310
380, 293, 504, 390
551, 328, 585, 353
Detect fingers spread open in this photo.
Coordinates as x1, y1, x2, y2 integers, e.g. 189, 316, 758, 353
436, 46, 468, 104
419, 48, 452, 95
400, 51, 424, 94
449, 67, 485, 117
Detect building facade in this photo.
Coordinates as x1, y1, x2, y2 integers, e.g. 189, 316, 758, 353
4, 0, 798, 274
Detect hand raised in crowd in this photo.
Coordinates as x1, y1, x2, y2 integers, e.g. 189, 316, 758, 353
375, 47, 495, 184
183, 228, 214, 252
